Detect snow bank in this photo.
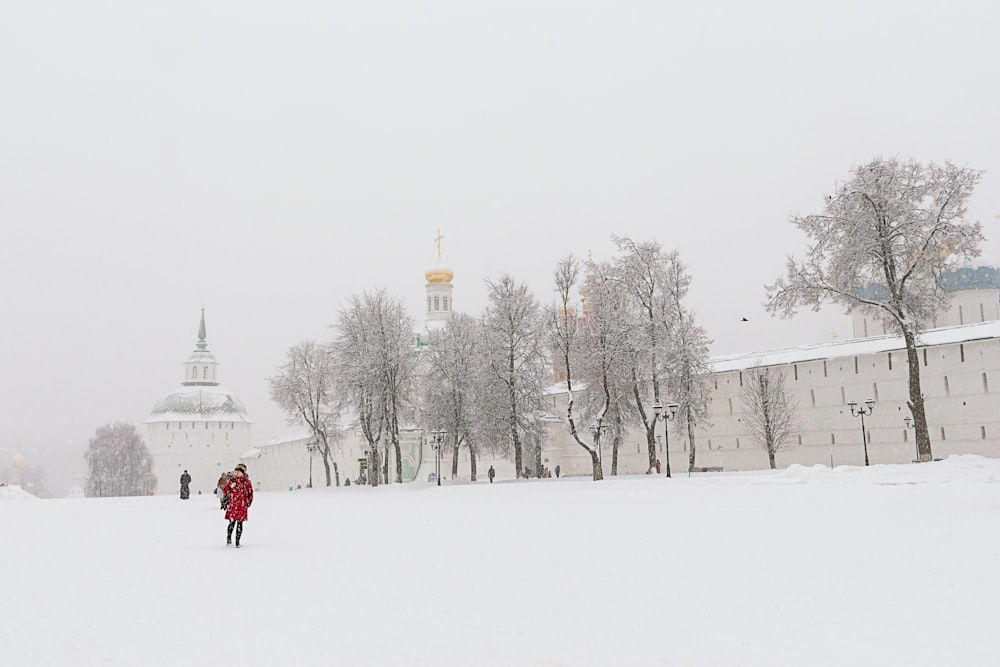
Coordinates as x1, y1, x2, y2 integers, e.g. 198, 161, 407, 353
0, 484, 37, 500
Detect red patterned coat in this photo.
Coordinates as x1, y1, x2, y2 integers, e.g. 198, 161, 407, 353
224, 475, 253, 522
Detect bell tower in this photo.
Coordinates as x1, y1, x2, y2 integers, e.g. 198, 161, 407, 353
425, 230, 454, 330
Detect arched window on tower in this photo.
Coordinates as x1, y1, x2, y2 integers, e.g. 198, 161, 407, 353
191, 367, 197, 379
427, 296, 431, 311
203, 367, 208, 379
434, 296, 440, 311
443, 296, 449, 311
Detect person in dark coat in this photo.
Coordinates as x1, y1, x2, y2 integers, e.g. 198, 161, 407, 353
555, 464, 561, 478
487, 465, 495, 483
179, 470, 191, 499
225, 463, 254, 548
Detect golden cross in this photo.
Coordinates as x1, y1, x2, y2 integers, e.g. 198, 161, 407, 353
435, 229, 445, 257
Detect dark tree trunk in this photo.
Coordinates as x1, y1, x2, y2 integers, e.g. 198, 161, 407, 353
451, 443, 459, 478
686, 410, 697, 473
470, 444, 477, 482
370, 448, 381, 487
394, 441, 402, 483
611, 432, 620, 476
903, 329, 933, 461
591, 448, 603, 481
767, 448, 776, 470
333, 461, 340, 486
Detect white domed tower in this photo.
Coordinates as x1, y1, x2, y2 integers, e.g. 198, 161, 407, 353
425, 230, 454, 330
145, 310, 253, 495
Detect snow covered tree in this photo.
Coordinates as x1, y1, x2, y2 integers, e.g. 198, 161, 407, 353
547, 255, 602, 479
660, 255, 712, 473
578, 258, 638, 475
612, 236, 673, 473
738, 364, 799, 469
84, 422, 156, 497
481, 273, 548, 477
333, 289, 418, 485
424, 313, 485, 481
269, 340, 341, 487
767, 158, 984, 462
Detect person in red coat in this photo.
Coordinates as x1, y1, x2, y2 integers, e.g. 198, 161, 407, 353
225, 463, 254, 548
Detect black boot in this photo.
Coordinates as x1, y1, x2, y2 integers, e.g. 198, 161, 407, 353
227, 521, 235, 545
235, 521, 243, 548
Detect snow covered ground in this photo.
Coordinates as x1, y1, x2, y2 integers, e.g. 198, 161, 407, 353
2, 457, 999, 666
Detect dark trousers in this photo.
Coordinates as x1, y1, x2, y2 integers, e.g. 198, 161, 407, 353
227, 520, 244, 545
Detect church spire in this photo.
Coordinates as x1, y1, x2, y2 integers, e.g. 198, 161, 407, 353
197, 307, 208, 351
182, 308, 220, 386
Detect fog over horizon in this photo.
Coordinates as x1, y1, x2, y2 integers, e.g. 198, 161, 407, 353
2, 1, 998, 492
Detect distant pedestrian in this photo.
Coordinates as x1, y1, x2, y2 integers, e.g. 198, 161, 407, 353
216, 472, 232, 509
179, 470, 191, 500
555, 465, 561, 479
655, 459, 662, 474
545, 468, 552, 478
488, 466, 495, 483
225, 463, 254, 548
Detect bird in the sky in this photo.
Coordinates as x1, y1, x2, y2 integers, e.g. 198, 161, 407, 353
740, 317, 749, 322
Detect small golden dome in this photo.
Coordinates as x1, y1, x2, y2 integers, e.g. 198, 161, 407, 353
425, 267, 454, 284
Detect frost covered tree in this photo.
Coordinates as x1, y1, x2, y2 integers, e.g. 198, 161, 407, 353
269, 340, 341, 487
333, 289, 418, 485
738, 365, 799, 469
578, 259, 638, 475
660, 256, 712, 473
547, 254, 603, 480
612, 236, 673, 472
423, 313, 485, 481
767, 158, 983, 461
84, 422, 156, 497
481, 274, 547, 477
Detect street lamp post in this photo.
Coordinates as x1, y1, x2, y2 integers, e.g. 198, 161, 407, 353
848, 399, 875, 466
305, 441, 317, 488
652, 401, 679, 478
904, 417, 918, 461
590, 418, 607, 467
430, 430, 446, 486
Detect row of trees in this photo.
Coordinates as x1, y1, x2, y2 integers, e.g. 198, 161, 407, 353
270, 237, 721, 483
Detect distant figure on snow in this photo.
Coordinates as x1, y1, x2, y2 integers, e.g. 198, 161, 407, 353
487, 465, 495, 483
555, 464, 561, 479
225, 463, 254, 548
655, 459, 662, 474
179, 470, 191, 499
216, 472, 232, 510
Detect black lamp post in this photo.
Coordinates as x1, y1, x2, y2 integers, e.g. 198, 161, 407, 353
652, 400, 679, 478
430, 430, 446, 486
306, 441, 317, 488
848, 399, 875, 466
903, 416, 918, 461
590, 418, 608, 467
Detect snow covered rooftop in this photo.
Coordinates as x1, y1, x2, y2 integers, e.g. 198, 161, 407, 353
710, 320, 1000, 373
146, 385, 252, 423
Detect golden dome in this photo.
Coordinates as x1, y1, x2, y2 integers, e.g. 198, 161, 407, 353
425, 267, 454, 284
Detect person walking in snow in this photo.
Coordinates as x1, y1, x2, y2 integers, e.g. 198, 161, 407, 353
225, 463, 254, 548
487, 465, 495, 483
216, 471, 232, 509
555, 464, 561, 479
179, 470, 191, 499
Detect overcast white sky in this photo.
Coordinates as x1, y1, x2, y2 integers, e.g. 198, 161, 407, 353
2, 1, 998, 464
